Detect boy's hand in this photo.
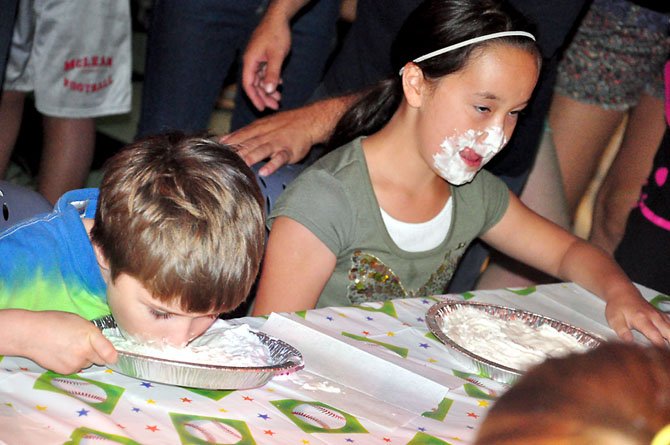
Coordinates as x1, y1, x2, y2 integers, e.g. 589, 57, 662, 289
18, 311, 118, 374
605, 293, 670, 346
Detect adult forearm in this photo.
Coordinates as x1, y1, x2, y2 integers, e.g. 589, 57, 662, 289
308, 93, 360, 145
264, 0, 313, 22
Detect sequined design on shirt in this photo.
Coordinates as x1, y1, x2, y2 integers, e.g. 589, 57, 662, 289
347, 246, 465, 304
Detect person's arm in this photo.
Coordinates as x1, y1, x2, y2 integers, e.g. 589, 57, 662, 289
0, 309, 118, 374
221, 94, 359, 176
481, 193, 670, 345
251, 217, 337, 315
241, 0, 313, 111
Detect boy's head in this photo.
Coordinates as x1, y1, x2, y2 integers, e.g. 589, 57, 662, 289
90, 133, 265, 344
474, 342, 670, 445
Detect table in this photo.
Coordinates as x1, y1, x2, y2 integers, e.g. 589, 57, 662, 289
1, 283, 667, 445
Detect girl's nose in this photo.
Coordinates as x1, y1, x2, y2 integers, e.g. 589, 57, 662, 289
476, 126, 506, 149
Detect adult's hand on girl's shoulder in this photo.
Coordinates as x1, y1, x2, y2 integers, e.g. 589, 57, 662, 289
221, 96, 354, 176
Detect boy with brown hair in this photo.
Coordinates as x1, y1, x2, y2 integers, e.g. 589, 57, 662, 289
0, 133, 265, 374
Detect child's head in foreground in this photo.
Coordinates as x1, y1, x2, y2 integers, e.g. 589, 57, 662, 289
475, 342, 670, 445
90, 133, 265, 345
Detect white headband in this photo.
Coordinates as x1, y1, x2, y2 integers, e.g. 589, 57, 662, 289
399, 30, 536, 75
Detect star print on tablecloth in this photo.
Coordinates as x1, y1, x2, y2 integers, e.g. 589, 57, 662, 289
140, 382, 152, 388
264, 430, 275, 435
131, 407, 140, 413
467, 412, 479, 419
145, 425, 159, 432
180, 397, 192, 403
76, 408, 89, 416
258, 413, 270, 420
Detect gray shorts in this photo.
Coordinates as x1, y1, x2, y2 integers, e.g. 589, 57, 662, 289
3, 0, 132, 118
555, 0, 670, 111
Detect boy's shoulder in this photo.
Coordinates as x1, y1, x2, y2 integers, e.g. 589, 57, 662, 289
0, 188, 98, 244
53, 188, 99, 218
0, 188, 108, 318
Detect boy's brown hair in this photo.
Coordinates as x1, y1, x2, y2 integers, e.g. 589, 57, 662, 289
90, 133, 265, 314
475, 342, 670, 445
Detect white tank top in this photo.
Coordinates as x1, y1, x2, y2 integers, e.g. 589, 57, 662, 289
380, 198, 452, 252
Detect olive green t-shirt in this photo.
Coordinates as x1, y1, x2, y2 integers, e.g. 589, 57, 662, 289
269, 137, 510, 308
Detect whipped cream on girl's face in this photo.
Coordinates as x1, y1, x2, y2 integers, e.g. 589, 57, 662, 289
433, 126, 507, 185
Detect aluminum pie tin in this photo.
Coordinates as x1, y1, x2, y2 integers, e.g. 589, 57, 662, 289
102, 325, 304, 390
426, 300, 603, 384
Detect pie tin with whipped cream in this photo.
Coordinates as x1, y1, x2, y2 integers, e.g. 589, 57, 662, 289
99, 320, 303, 390
426, 300, 603, 384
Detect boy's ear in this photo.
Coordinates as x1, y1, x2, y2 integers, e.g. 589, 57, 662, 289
92, 242, 110, 274
401, 62, 425, 108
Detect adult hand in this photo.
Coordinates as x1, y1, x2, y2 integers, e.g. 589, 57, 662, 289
604, 293, 670, 347
221, 95, 356, 176
241, 5, 293, 111
11, 310, 118, 374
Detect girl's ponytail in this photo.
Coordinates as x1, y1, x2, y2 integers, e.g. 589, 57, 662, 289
327, 78, 402, 151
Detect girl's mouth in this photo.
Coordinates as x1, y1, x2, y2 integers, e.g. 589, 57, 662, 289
459, 148, 482, 168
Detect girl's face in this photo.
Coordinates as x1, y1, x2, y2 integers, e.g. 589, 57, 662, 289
106, 273, 219, 346
416, 44, 539, 185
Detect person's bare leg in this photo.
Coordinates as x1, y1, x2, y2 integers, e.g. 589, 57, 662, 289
549, 94, 625, 218
476, 126, 569, 289
38, 116, 96, 204
589, 93, 666, 254
0, 90, 27, 178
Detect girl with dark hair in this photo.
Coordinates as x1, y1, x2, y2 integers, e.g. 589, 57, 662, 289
252, 0, 670, 346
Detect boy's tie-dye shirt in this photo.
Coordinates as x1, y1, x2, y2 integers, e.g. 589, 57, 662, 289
0, 189, 109, 320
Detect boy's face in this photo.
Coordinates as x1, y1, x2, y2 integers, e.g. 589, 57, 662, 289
105, 273, 219, 346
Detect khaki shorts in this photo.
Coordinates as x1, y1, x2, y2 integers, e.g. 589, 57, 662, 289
4, 0, 131, 118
